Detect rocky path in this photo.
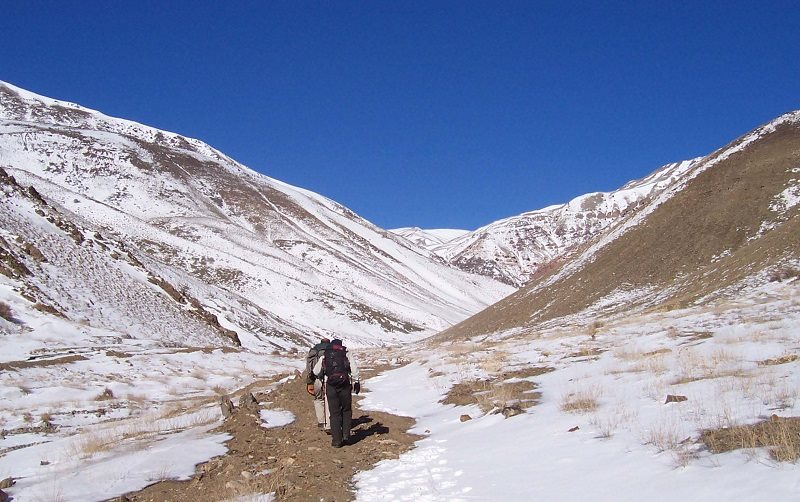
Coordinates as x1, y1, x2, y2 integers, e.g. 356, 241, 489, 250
124, 363, 418, 502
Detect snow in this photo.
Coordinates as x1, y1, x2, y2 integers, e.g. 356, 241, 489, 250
2, 80, 799, 502
355, 281, 800, 501
1, 79, 514, 351
260, 408, 295, 429
0, 301, 302, 501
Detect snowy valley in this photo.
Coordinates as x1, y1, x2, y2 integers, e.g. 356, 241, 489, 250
0, 81, 798, 501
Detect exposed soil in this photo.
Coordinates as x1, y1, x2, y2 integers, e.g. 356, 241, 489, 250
440, 367, 552, 413
124, 363, 419, 502
0, 354, 87, 371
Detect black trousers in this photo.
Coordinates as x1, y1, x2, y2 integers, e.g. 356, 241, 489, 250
326, 382, 352, 445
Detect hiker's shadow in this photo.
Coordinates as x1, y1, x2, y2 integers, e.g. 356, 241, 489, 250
350, 414, 389, 444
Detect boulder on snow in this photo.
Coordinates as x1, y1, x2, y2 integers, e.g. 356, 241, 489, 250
665, 394, 688, 404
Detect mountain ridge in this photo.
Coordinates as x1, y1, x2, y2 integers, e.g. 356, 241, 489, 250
0, 81, 513, 349
435, 110, 800, 340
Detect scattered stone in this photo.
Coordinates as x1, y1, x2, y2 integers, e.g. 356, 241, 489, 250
568, 426, 580, 432
665, 394, 688, 404
281, 457, 296, 466
308, 446, 322, 452
377, 439, 399, 446
220, 395, 234, 418
238, 392, 259, 413
40, 460, 50, 465
0, 478, 14, 489
459, 414, 472, 422
241, 470, 253, 479
499, 404, 524, 418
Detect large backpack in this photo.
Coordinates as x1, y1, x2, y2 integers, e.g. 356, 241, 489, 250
306, 342, 329, 384
323, 345, 350, 387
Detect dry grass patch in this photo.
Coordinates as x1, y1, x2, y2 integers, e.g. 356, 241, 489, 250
589, 406, 637, 438
641, 417, 685, 452
560, 384, 602, 414
672, 347, 747, 384
565, 346, 605, 359
475, 380, 541, 414
758, 353, 799, 366
480, 350, 509, 374
441, 368, 550, 414
701, 416, 800, 462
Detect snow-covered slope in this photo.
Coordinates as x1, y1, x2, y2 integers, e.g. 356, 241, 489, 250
390, 227, 469, 250
0, 81, 513, 349
427, 159, 702, 286
439, 110, 800, 339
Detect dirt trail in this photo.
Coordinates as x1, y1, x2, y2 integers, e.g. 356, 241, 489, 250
125, 363, 418, 502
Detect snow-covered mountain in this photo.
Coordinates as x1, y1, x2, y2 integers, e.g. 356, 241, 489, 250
439, 110, 800, 339
0, 81, 513, 349
409, 160, 703, 287
390, 227, 469, 250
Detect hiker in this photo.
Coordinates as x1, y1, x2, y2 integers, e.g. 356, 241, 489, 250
313, 338, 360, 448
306, 337, 331, 431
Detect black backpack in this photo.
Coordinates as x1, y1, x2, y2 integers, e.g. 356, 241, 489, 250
323, 345, 350, 387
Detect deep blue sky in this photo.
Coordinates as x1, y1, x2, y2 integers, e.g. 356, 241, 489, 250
3, 2, 798, 230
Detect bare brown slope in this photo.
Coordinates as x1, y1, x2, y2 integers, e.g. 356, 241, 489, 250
438, 117, 800, 340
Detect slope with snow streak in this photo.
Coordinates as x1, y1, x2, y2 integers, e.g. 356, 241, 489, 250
0, 81, 513, 348
424, 159, 701, 286
355, 281, 800, 501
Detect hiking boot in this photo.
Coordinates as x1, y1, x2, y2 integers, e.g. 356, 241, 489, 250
325, 429, 331, 435
317, 423, 324, 430
332, 441, 343, 448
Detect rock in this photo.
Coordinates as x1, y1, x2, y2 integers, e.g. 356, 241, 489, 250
281, 457, 296, 466
665, 394, 688, 404
460, 414, 472, 422
568, 426, 580, 432
238, 392, 259, 412
500, 404, 524, 418
40, 460, 50, 465
220, 395, 234, 418
0, 478, 13, 489
241, 470, 253, 479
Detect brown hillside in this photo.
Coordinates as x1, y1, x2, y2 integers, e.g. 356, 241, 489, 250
438, 116, 800, 340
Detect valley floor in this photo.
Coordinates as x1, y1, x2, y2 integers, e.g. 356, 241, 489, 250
1, 281, 799, 501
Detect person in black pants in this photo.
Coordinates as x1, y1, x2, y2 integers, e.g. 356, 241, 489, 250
313, 338, 360, 448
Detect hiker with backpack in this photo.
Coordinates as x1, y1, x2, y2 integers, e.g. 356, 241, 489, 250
305, 337, 331, 431
313, 338, 360, 448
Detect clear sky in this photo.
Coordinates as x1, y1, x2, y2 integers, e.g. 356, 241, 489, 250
3, 2, 798, 230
